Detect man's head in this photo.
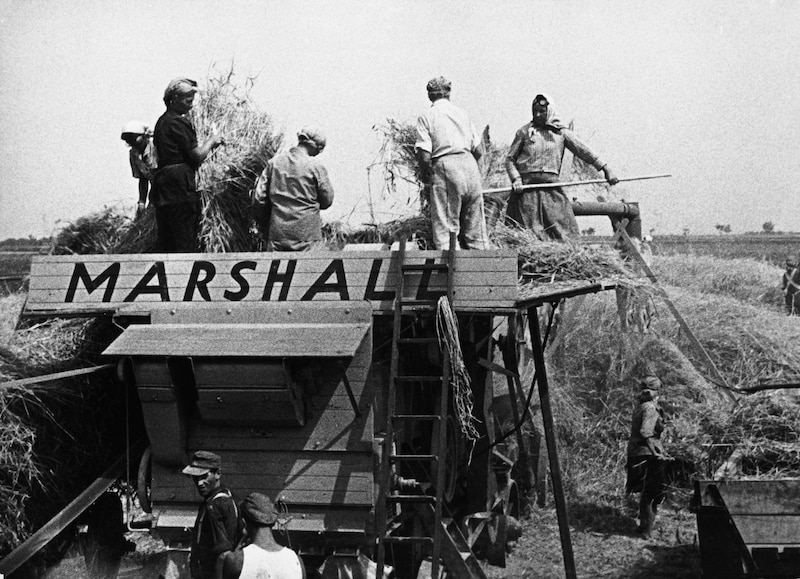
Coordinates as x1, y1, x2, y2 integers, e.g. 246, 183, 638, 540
241, 492, 279, 529
164, 77, 199, 113
297, 125, 327, 156
640, 375, 662, 393
182, 450, 222, 498
531, 94, 550, 127
121, 120, 150, 149
426, 76, 451, 102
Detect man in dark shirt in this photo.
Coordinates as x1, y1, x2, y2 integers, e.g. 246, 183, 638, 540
182, 450, 241, 579
152, 77, 225, 252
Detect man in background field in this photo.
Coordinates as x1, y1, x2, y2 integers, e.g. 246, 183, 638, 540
625, 376, 669, 538
252, 126, 334, 251
120, 120, 157, 219
414, 76, 489, 250
505, 93, 618, 240
782, 258, 799, 315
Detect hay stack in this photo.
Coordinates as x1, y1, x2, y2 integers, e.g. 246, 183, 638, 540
51, 67, 281, 255
0, 293, 126, 556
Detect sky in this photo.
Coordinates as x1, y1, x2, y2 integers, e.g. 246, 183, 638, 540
1, 0, 799, 239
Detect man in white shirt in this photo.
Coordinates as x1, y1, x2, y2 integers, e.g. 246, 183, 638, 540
415, 76, 489, 250
222, 493, 305, 579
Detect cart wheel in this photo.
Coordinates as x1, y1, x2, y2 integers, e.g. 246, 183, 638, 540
137, 446, 152, 514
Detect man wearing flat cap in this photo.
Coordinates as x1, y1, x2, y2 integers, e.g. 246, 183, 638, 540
252, 125, 334, 251
506, 93, 618, 240
625, 376, 668, 538
414, 76, 489, 250
152, 77, 225, 252
183, 450, 241, 579
222, 492, 305, 579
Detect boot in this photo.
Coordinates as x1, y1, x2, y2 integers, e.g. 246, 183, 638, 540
637, 496, 655, 538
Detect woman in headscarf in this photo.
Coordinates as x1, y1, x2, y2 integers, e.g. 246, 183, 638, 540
505, 93, 618, 240
151, 77, 225, 252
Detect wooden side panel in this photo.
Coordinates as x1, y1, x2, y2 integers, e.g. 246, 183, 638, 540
148, 324, 375, 510
696, 479, 800, 547
152, 451, 373, 507
735, 515, 800, 547
25, 250, 518, 314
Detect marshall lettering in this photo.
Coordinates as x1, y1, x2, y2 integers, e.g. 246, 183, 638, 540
61, 257, 447, 304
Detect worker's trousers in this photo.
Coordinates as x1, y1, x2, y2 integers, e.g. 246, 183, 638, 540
429, 152, 489, 250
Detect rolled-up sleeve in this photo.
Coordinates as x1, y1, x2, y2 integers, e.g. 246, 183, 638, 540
414, 114, 432, 154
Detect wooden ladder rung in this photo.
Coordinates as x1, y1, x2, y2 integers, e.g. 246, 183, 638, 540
388, 495, 437, 504
390, 454, 438, 462
402, 263, 449, 272
395, 375, 443, 383
397, 336, 439, 344
400, 298, 443, 306
393, 414, 441, 422
383, 536, 434, 545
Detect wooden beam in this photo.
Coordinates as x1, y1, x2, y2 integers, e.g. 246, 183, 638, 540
528, 307, 577, 579
0, 440, 145, 576
0, 364, 115, 391
614, 226, 735, 400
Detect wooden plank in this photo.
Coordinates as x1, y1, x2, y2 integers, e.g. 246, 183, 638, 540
25, 251, 518, 315
193, 361, 288, 388
696, 480, 800, 514
152, 452, 373, 506
735, 515, 800, 546
103, 323, 371, 357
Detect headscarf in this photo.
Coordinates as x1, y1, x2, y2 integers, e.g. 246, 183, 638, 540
163, 77, 198, 106
532, 92, 566, 131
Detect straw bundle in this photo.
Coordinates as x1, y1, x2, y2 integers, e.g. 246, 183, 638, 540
50, 66, 280, 256
193, 67, 282, 252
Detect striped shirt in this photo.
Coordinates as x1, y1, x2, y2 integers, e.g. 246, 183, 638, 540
505, 122, 605, 182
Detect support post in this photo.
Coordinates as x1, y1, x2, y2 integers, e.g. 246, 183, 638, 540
527, 306, 576, 579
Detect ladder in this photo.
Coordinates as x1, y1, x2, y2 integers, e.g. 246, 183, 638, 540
375, 233, 485, 579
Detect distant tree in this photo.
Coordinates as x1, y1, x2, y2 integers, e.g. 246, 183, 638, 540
581, 227, 596, 236
762, 221, 775, 234
715, 224, 732, 234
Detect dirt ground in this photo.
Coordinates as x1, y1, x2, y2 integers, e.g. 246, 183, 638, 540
39, 502, 702, 579
484, 502, 703, 579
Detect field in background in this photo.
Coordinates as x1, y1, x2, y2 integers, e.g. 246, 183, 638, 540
650, 234, 800, 265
